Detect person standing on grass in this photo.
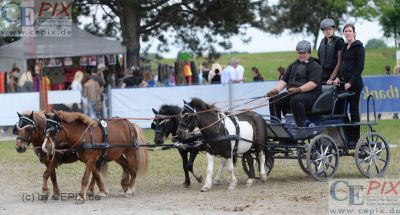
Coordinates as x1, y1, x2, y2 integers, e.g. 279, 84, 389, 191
333, 23, 365, 143
318, 18, 345, 84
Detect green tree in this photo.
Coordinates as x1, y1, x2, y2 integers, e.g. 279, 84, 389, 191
263, 0, 375, 49
365, 38, 387, 49
75, 0, 270, 68
374, 0, 400, 48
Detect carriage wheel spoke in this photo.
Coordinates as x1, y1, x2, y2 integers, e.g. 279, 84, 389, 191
376, 157, 387, 163
363, 155, 372, 162
373, 159, 381, 174
360, 147, 372, 156
324, 159, 336, 170
366, 159, 372, 174
323, 142, 331, 155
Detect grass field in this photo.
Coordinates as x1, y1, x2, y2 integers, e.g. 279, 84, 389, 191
1, 119, 398, 190
156, 48, 397, 81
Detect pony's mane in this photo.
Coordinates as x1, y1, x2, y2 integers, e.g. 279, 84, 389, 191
190, 98, 215, 111
21, 110, 45, 125
159, 105, 181, 115
56, 111, 97, 126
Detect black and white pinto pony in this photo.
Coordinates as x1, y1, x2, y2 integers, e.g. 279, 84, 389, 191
177, 98, 268, 192
151, 105, 203, 188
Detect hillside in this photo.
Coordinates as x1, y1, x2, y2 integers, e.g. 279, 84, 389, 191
155, 48, 396, 81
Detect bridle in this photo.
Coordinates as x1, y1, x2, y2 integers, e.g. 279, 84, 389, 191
178, 103, 198, 131
152, 114, 173, 139
14, 116, 37, 144
179, 103, 225, 135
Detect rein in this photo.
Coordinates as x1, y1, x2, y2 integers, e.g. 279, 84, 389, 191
123, 95, 270, 121
42, 122, 97, 154
174, 93, 290, 139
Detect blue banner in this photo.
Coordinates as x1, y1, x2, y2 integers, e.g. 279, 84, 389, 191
360, 76, 400, 113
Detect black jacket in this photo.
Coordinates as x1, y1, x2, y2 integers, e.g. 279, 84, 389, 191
339, 40, 365, 86
283, 57, 322, 93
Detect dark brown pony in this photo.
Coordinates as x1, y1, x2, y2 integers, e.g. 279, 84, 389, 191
43, 111, 148, 204
14, 111, 116, 199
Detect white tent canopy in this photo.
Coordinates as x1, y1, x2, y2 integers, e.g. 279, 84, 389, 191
0, 24, 125, 72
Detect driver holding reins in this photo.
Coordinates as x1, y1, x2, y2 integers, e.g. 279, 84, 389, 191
266, 40, 323, 127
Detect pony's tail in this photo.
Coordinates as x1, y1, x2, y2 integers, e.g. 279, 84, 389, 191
131, 122, 148, 177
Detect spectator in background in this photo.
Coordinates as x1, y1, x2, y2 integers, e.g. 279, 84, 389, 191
222, 58, 244, 84
84, 76, 102, 119
71, 71, 84, 91
17, 70, 33, 92
71, 71, 84, 111
277, 66, 285, 80
202, 62, 210, 84
211, 69, 221, 84
121, 67, 143, 88
183, 62, 192, 85
141, 70, 156, 87
396, 64, 400, 75
7, 67, 20, 93
90, 68, 105, 89
230, 58, 245, 83
251, 67, 264, 82
167, 69, 176, 87
209, 62, 222, 83
384, 64, 391, 75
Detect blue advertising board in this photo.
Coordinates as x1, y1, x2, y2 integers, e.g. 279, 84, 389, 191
360, 76, 400, 113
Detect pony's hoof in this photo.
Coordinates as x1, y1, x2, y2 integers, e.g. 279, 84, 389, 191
125, 188, 134, 198
41, 190, 49, 196
87, 189, 94, 196
99, 191, 107, 197
260, 174, 268, 183
196, 176, 203, 183
52, 193, 60, 200
246, 179, 254, 187
75, 196, 85, 205
228, 181, 237, 190
213, 179, 221, 186
182, 183, 190, 189
200, 186, 210, 192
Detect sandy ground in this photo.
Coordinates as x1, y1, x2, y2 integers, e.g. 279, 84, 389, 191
1, 129, 396, 215
0, 142, 328, 215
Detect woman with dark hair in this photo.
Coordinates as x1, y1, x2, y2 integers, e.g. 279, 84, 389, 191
333, 23, 365, 143
251, 67, 264, 82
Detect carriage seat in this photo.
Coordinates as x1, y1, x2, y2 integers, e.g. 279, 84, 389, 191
307, 85, 337, 115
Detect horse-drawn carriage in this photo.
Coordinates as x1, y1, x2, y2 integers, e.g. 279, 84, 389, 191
241, 85, 390, 181
12, 84, 391, 201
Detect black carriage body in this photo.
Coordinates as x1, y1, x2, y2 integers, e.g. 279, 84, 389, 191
244, 85, 391, 181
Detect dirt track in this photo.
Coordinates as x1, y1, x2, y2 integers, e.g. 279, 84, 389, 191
0, 159, 328, 215
1, 134, 398, 215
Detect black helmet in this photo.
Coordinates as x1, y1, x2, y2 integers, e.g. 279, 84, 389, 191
320, 18, 335, 30
296, 40, 311, 53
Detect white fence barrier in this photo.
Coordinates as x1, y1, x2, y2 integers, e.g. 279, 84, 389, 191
111, 81, 277, 127
0, 82, 277, 127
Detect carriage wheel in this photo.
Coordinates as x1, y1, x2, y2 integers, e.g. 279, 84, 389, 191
355, 132, 390, 178
306, 134, 339, 181
242, 150, 274, 178
298, 158, 310, 175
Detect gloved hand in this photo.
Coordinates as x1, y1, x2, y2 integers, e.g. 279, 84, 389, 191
266, 88, 279, 97
287, 87, 302, 95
